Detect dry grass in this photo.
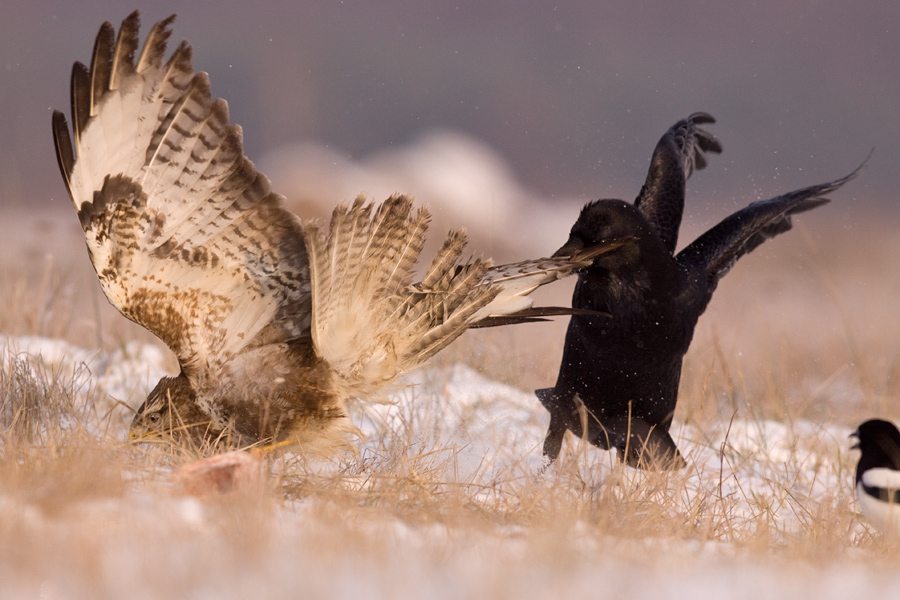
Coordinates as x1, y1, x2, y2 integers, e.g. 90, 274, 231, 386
2, 205, 900, 598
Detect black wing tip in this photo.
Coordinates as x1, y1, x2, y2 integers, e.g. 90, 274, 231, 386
157, 13, 179, 28
768, 155, 867, 210
146, 13, 179, 45
668, 112, 723, 163
52, 110, 74, 197
169, 39, 194, 69
88, 19, 117, 125
687, 111, 716, 125
700, 133, 723, 156
51, 109, 69, 146
846, 148, 873, 181
123, 9, 141, 25
96, 20, 116, 38
135, 13, 181, 75
69, 61, 91, 132
801, 157, 868, 201
815, 149, 872, 192
119, 10, 178, 30
688, 112, 723, 155
110, 12, 143, 84
56, 12, 185, 195
89, 12, 183, 97
91, 20, 117, 64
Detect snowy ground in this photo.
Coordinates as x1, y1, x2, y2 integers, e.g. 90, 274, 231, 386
2, 334, 898, 600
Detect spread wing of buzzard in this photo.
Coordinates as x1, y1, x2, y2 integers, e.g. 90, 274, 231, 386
53, 12, 618, 452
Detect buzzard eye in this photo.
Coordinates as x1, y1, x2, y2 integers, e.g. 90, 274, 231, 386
148, 413, 161, 424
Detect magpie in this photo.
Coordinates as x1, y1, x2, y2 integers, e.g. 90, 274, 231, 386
852, 419, 900, 538
537, 113, 863, 469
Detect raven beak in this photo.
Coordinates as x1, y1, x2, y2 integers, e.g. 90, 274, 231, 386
553, 235, 636, 264
552, 235, 584, 258
850, 430, 860, 450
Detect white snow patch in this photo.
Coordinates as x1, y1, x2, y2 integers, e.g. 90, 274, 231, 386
0, 335, 172, 435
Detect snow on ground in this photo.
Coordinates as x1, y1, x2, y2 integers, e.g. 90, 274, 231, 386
0, 334, 169, 435
359, 363, 856, 536
0, 335, 894, 599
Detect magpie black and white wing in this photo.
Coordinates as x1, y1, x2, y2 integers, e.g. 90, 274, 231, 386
676, 164, 862, 288
52, 12, 312, 380
634, 113, 722, 254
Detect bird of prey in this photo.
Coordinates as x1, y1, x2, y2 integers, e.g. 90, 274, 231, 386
52, 12, 621, 453
537, 113, 862, 469
852, 419, 900, 538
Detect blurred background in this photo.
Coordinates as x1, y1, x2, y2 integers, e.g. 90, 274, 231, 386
2, 1, 896, 248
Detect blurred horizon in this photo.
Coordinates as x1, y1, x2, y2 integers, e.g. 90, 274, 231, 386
1, 1, 896, 229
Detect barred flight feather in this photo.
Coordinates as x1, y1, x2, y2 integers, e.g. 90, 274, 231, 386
53, 11, 617, 451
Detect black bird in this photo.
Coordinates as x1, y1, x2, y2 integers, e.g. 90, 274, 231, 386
537, 113, 862, 469
852, 419, 900, 538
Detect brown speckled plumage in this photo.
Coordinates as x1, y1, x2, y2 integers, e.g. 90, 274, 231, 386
53, 12, 620, 453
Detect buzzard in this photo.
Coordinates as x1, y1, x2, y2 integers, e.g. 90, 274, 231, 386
537, 113, 862, 469
52, 12, 621, 452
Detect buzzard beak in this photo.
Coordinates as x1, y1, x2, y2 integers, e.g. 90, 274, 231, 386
128, 428, 158, 441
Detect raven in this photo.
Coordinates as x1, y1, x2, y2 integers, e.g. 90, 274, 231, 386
538, 113, 861, 469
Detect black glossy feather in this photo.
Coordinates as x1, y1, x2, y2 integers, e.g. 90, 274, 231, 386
634, 112, 722, 253
537, 113, 861, 470
853, 419, 900, 486
852, 419, 900, 536
678, 166, 861, 285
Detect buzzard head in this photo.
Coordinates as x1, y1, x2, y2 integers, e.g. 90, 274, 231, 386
130, 374, 207, 441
